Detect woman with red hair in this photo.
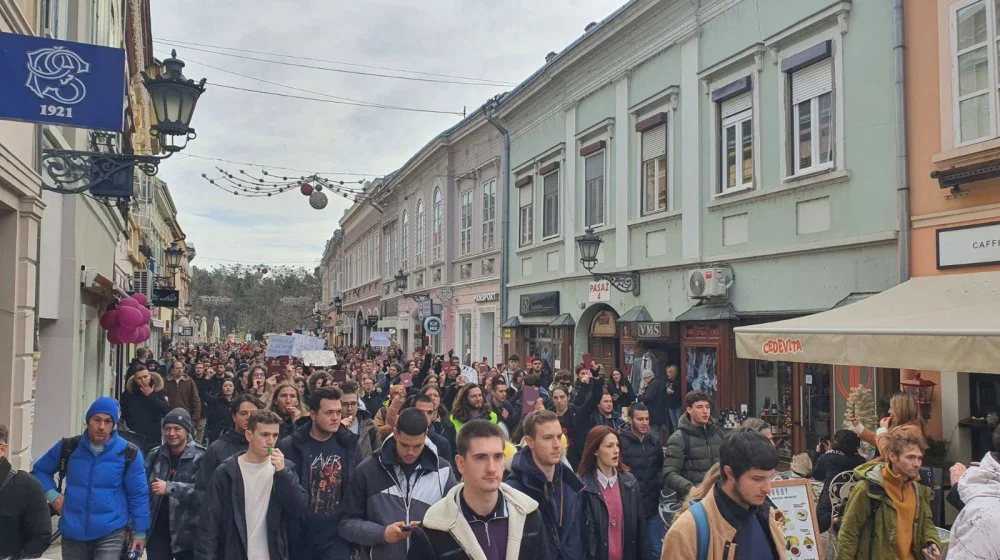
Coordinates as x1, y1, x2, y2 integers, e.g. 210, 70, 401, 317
577, 425, 649, 560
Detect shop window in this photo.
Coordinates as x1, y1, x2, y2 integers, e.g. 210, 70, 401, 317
752, 360, 795, 461
685, 347, 719, 411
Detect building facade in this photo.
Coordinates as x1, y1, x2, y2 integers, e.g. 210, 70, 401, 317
0, 0, 45, 469
319, 229, 344, 347
372, 113, 504, 363
339, 181, 385, 347
906, 0, 1000, 462
496, 0, 901, 462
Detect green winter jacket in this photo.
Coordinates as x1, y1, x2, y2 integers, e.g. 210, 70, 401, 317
835, 461, 940, 560
661, 413, 723, 497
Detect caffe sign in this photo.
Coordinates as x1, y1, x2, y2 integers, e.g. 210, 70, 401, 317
937, 220, 1000, 269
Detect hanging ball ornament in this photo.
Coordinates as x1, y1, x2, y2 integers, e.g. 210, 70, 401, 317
309, 190, 329, 210
261, 267, 269, 275
300, 183, 314, 196
314, 184, 322, 192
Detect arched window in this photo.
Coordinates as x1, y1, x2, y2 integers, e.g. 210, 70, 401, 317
415, 199, 425, 267
400, 210, 409, 272
432, 188, 443, 262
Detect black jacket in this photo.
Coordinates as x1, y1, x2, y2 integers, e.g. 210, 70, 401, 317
640, 375, 670, 427
194, 452, 307, 560
192, 375, 219, 419
277, 419, 362, 560
579, 471, 650, 560
120, 373, 170, 451
566, 380, 605, 468
505, 447, 585, 560
619, 429, 664, 519
196, 429, 247, 493
204, 394, 235, 444
812, 450, 865, 533
145, 440, 206, 553
0, 458, 51, 559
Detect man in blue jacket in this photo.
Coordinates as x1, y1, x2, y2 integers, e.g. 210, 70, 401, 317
32, 396, 151, 559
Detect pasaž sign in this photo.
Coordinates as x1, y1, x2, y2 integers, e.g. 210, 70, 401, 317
0, 32, 126, 131
520, 291, 559, 316
588, 280, 611, 303
761, 338, 804, 355
151, 288, 179, 308
423, 315, 443, 336
936, 220, 1000, 269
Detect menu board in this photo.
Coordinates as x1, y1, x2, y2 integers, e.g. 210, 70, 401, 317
769, 479, 823, 560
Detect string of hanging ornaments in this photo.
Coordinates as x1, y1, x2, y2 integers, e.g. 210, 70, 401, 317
200, 167, 371, 210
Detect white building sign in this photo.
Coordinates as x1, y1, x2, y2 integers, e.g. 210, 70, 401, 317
588, 279, 611, 302
937, 221, 1000, 269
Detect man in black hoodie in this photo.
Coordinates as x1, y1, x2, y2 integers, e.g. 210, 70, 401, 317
196, 394, 262, 492
0, 423, 51, 560
120, 365, 170, 455
277, 386, 361, 560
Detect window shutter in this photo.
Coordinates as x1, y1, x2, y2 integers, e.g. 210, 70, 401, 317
543, 172, 558, 196
791, 58, 833, 104
641, 124, 667, 161
721, 92, 752, 118
585, 153, 604, 181
519, 184, 533, 206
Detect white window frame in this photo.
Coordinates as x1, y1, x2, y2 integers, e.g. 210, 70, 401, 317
482, 179, 496, 250
400, 209, 409, 272
541, 169, 560, 239
460, 190, 474, 255
583, 150, 606, 228
432, 188, 443, 262
518, 183, 534, 248
951, 0, 1000, 147
791, 82, 834, 175
639, 123, 669, 215
383, 227, 392, 278
415, 199, 425, 267
720, 107, 754, 193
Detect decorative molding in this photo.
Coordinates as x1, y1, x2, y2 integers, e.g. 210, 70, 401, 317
700, 79, 710, 96
754, 52, 764, 72
767, 46, 779, 65
838, 12, 849, 35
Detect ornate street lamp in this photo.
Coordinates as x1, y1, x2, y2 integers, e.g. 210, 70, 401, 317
394, 269, 408, 293
333, 296, 343, 313
164, 242, 184, 272
41, 50, 207, 198
575, 227, 641, 296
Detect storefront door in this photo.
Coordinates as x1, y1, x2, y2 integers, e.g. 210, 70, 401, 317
800, 364, 833, 454
589, 310, 619, 372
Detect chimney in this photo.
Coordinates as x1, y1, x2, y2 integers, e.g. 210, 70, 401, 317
545, 51, 557, 63
585, 21, 598, 32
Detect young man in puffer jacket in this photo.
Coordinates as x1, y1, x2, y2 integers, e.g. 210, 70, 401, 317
942, 432, 1000, 559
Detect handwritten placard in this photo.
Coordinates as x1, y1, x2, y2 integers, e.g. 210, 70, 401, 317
370, 331, 391, 348
265, 335, 295, 357
460, 365, 478, 384
769, 478, 823, 560
301, 350, 337, 367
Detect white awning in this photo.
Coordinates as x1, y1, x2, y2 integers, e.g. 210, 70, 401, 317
734, 271, 1000, 374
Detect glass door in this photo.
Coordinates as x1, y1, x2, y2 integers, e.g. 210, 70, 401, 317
800, 364, 833, 454
752, 360, 795, 462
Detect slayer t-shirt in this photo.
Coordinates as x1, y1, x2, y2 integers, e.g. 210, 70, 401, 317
304, 435, 346, 516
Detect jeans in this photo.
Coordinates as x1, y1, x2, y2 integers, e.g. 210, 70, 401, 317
194, 418, 207, 444
61, 527, 128, 560
648, 514, 666, 558
668, 408, 682, 432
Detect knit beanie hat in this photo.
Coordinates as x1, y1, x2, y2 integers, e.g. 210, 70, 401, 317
162, 408, 193, 434
86, 397, 120, 424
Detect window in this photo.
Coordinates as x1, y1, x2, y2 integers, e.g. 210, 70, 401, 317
790, 58, 834, 174
460, 190, 474, 255
719, 93, 753, 193
432, 188, 443, 262
415, 199, 425, 267
482, 180, 496, 250
584, 152, 605, 227
383, 227, 393, 278
373, 234, 379, 281
641, 123, 669, 212
518, 183, 533, 247
953, 0, 999, 144
400, 210, 409, 272
542, 171, 559, 238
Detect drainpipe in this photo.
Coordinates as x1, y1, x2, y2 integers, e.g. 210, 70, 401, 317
483, 102, 511, 328
894, 0, 911, 283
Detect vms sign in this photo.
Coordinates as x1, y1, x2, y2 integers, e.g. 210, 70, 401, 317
0, 32, 126, 131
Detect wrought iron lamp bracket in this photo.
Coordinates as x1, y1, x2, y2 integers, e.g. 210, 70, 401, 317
41, 149, 170, 196
589, 270, 641, 296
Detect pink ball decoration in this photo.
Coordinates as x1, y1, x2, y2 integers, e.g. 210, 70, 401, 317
99, 309, 120, 330
139, 306, 151, 322
137, 325, 151, 342
119, 297, 140, 309
118, 306, 144, 329
117, 326, 139, 344
131, 293, 149, 307
107, 329, 124, 345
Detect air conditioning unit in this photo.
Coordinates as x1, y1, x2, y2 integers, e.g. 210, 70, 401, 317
687, 267, 734, 299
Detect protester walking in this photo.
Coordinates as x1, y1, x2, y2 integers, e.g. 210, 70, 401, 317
408, 420, 545, 560
120, 364, 170, 455
662, 391, 723, 500
196, 394, 263, 493
577, 425, 649, 560
145, 409, 205, 560
195, 410, 308, 560
164, 361, 202, 428
338, 380, 381, 457
338, 408, 458, 560
203, 378, 237, 444
32, 397, 150, 560
0, 423, 51, 560
191, 362, 218, 444
619, 403, 665, 558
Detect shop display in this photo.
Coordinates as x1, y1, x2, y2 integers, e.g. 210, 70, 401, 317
843, 386, 878, 459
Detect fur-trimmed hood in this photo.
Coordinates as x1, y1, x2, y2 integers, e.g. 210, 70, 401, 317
126, 371, 165, 393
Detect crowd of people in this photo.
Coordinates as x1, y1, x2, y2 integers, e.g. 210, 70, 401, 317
0, 339, 998, 559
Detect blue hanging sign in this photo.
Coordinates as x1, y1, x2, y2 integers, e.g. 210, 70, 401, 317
0, 32, 126, 131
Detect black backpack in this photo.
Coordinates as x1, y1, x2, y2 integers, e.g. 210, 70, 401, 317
50, 436, 139, 515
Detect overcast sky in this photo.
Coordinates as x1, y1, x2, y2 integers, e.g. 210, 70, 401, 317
150, 0, 625, 271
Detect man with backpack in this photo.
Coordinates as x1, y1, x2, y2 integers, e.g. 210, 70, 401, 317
145, 409, 205, 560
836, 431, 941, 560
662, 430, 785, 560
662, 391, 724, 500
0, 423, 52, 559
32, 397, 150, 559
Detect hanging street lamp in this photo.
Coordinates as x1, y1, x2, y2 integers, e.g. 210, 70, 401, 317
575, 227, 641, 296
